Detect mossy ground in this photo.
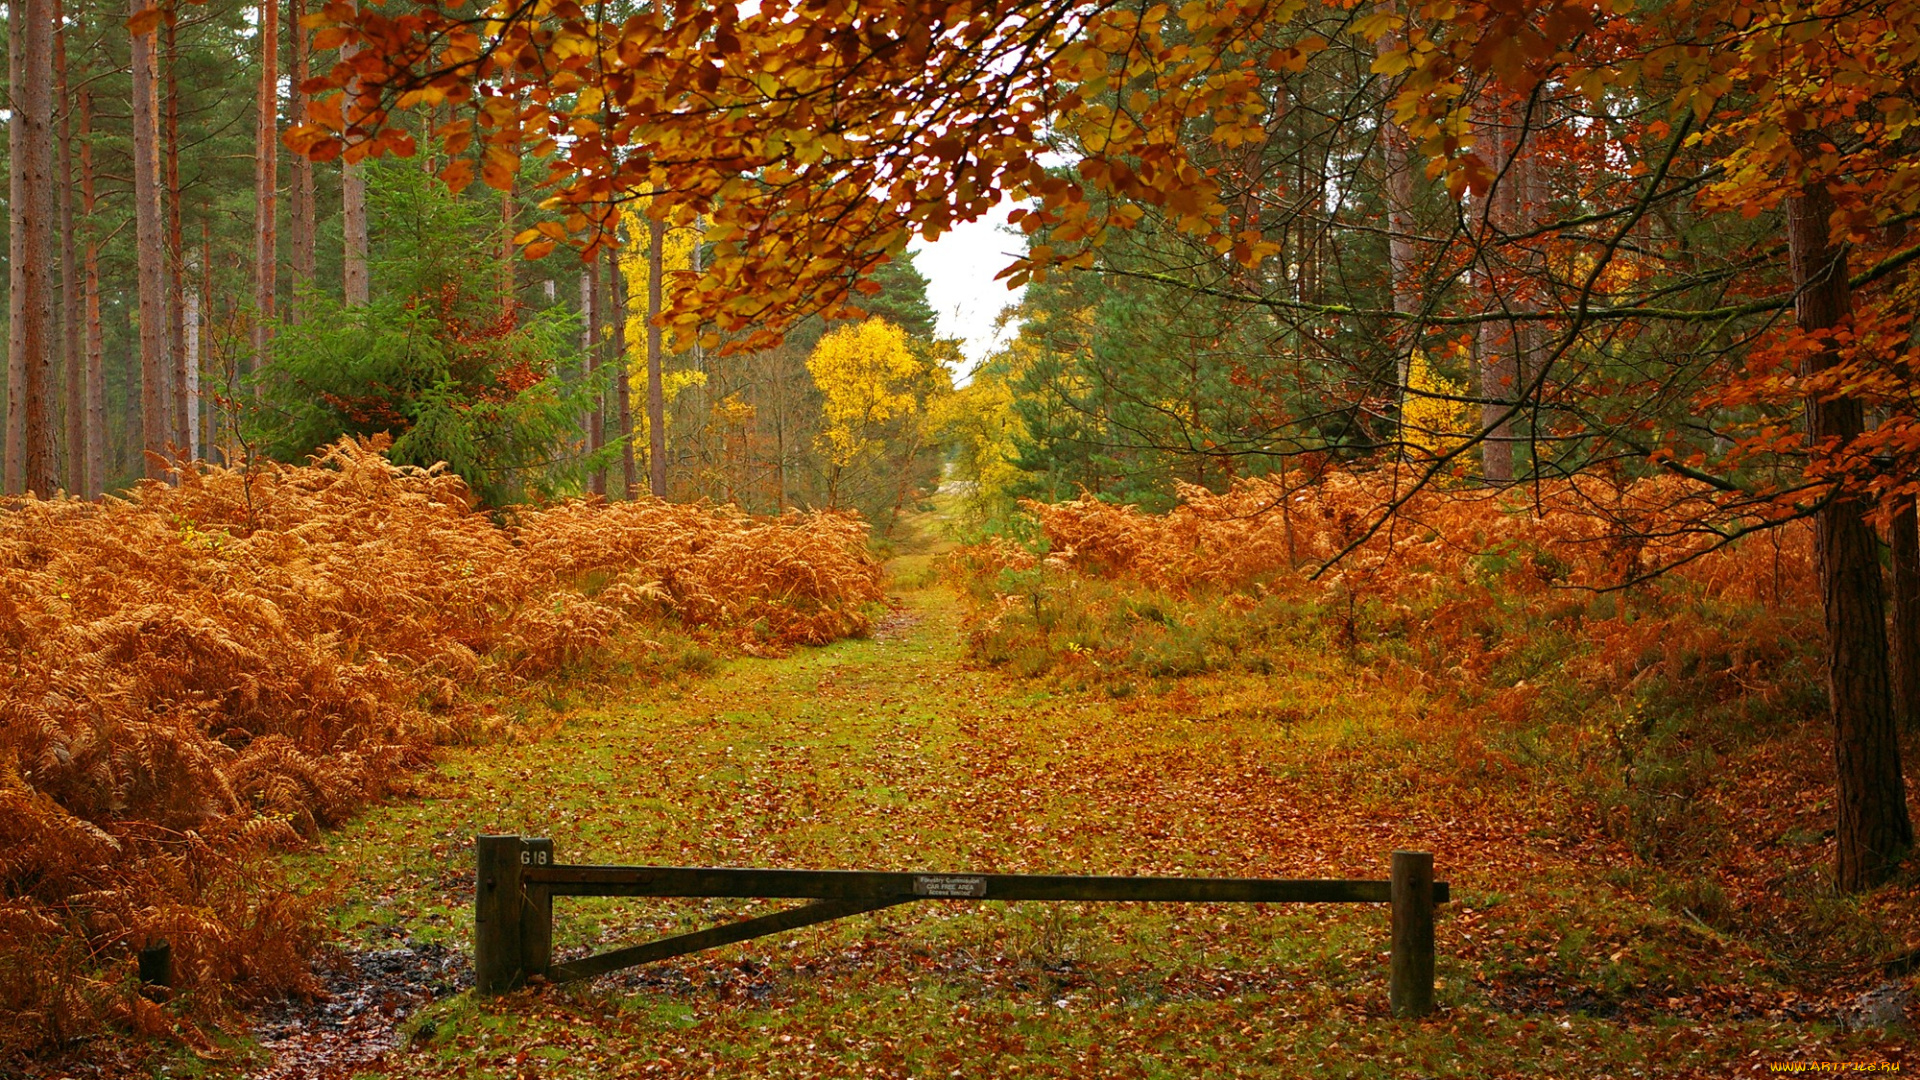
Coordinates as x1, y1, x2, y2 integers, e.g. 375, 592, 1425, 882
230, 517, 1911, 1079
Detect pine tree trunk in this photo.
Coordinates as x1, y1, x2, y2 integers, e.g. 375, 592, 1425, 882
8, 0, 58, 495
184, 284, 201, 460
201, 224, 218, 461
340, 6, 369, 305
501, 185, 516, 318
80, 73, 105, 492
131, 0, 171, 479
587, 262, 606, 496
579, 267, 596, 412
646, 216, 667, 498
57, 0, 83, 494
1890, 216, 1920, 733
1377, 0, 1420, 416
252, 0, 279, 386
165, 11, 191, 449
287, 0, 316, 319
1889, 494, 1920, 731
610, 243, 637, 498
9, 0, 25, 493
1788, 172, 1914, 891
1477, 100, 1516, 484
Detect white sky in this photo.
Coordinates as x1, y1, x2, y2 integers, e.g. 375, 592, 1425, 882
908, 195, 1028, 376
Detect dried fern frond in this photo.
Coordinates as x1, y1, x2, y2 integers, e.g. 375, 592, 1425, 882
0, 437, 883, 1057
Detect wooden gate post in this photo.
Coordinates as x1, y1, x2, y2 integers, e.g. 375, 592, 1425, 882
475, 834, 527, 995
1389, 850, 1435, 1018
521, 837, 554, 981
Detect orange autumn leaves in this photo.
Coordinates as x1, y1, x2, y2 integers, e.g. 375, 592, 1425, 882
286, 0, 1289, 348
0, 438, 882, 1053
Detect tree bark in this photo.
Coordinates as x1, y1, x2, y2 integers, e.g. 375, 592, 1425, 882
9, 0, 24, 492
253, 0, 280, 386
132, 0, 171, 478
184, 282, 201, 460
1477, 99, 1516, 484
9, 0, 58, 495
646, 215, 667, 498
165, 9, 190, 449
501, 184, 516, 319
610, 243, 637, 498
587, 262, 606, 496
341, 6, 370, 306
1788, 173, 1914, 891
80, 67, 105, 492
1382, 107, 1418, 382
287, 0, 316, 319
1889, 216, 1920, 734
57, 0, 84, 494
1890, 494, 1920, 731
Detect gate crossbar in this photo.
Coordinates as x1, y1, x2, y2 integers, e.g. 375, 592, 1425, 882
475, 835, 1448, 1017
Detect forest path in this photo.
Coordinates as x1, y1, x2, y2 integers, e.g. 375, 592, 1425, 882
240, 529, 1901, 1078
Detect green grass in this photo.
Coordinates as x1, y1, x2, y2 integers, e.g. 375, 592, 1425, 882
228, 570, 1913, 1080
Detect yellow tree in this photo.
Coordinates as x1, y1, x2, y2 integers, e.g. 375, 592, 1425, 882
806, 318, 928, 509
1400, 346, 1476, 463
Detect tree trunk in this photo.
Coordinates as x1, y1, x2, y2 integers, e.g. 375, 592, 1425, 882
1890, 494, 1920, 731
1890, 216, 1920, 734
610, 243, 637, 498
646, 215, 667, 498
1383, 119, 1418, 367
80, 71, 105, 492
1477, 99, 1516, 484
57, 0, 83, 494
1788, 173, 1914, 891
184, 275, 201, 460
501, 184, 516, 318
165, 10, 191, 450
9, 0, 59, 494
587, 262, 606, 496
287, 0, 316, 319
131, 0, 170, 478
341, 6, 369, 306
201, 223, 217, 462
10, 0, 25, 493
253, 0, 279, 386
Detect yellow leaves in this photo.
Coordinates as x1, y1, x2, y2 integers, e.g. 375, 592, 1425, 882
618, 206, 707, 356
396, 86, 450, 110
806, 319, 929, 470
1370, 49, 1411, 77
1352, 8, 1402, 42
1402, 347, 1476, 459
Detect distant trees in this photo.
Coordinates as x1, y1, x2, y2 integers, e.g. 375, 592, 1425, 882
3, 0, 953, 524
659, 255, 953, 526
250, 163, 598, 506
294, 0, 1910, 886
7, 0, 57, 495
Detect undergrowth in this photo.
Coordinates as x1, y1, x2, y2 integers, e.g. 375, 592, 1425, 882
0, 437, 883, 1060
948, 469, 1919, 992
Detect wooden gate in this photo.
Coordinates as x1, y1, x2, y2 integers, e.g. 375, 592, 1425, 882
473, 835, 1448, 1017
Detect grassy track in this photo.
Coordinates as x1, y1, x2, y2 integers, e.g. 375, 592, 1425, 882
253, 552, 1912, 1079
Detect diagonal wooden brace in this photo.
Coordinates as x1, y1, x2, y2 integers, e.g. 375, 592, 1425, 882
549, 896, 913, 985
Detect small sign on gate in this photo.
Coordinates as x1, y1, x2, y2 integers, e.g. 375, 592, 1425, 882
912, 874, 989, 898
